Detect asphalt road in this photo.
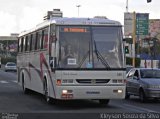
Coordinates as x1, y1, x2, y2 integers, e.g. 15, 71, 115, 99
0, 70, 160, 119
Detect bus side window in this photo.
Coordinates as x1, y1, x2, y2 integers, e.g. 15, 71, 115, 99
35, 32, 39, 50
49, 25, 56, 55
27, 35, 30, 51
18, 38, 20, 52
41, 27, 49, 49
23, 37, 26, 52
44, 28, 48, 49
32, 33, 36, 51
37, 31, 42, 50
29, 34, 33, 51
40, 30, 44, 49
25, 36, 28, 51
21, 37, 24, 52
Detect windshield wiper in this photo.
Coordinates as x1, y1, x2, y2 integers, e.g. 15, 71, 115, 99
79, 39, 92, 68
79, 50, 89, 68
93, 40, 110, 69
79, 36, 111, 69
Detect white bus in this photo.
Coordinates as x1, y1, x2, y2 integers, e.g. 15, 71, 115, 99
17, 15, 126, 105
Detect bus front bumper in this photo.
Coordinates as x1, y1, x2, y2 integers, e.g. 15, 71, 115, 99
55, 85, 126, 100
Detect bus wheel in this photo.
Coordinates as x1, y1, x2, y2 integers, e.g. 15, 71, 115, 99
22, 74, 29, 94
99, 99, 110, 105
44, 79, 52, 104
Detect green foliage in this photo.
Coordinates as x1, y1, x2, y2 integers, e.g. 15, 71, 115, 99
141, 47, 149, 54
126, 57, 132, 66
124, 38, 133, 44
1, 57, 16, 64
147, 0, 152, 3
0, 40, 17, 46
126, 57, 141, 67
135, 58, 141, 67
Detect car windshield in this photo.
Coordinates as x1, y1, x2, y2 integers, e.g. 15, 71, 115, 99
140, 69, 160, 78
7, 63, 16, 66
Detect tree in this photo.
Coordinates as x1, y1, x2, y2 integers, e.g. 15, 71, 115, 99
147, 0, 152, 3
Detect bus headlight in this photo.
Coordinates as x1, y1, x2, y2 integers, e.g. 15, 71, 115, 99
62, 90, 68, 94
62, 90, 72, 94
61, 90, 73, 99
118, 89, 123, 93
113, 89, 123, 94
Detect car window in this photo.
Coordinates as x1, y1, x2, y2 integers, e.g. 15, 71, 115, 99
127, 69, 135, 78
134, 70, 139, 77
140, 69, 160, 78
7, 63, 16, 66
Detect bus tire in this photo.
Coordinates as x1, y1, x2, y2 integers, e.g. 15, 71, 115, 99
99, 99, 110, 105
43, 78, 52, 104
22, 74, 29, 94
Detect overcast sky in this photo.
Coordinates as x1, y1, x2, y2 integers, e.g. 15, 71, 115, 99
0, 0, 159, 36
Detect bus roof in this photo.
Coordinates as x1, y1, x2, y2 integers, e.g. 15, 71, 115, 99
50, 17, 121, 26
19, 17, 121, 37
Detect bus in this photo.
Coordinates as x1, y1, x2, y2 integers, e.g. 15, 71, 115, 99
17, 13, 126, 105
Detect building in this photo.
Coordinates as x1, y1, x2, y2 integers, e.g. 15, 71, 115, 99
0, 34, 18, 57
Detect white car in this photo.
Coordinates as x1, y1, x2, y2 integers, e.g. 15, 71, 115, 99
5, 62, 17, 72
126, 68, 160, 102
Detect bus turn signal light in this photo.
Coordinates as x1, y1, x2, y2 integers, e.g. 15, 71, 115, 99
56, 79, 62, 86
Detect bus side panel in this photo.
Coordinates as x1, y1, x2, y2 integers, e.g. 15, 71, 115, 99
17, 51, 52, 95
17, 53, 32, 90
28, 51, 48, 94
17, 54, 23, 85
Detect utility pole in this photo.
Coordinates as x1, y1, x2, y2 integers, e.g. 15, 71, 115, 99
126, 0, 129, 12
132, 12, 136, 67
76, 5, 81, 17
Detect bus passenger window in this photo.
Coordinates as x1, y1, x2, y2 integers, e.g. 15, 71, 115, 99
40, 30, 44, 49
29, 34, 33, 51
37, 31, 42, 50
43, 28, 48, 49
27, 36, 30, 51
25, 36, 28, 51
35, 32, 39, 50
21, 37, 24, 52
18, 38, 20, 52
32, 33, 36, 51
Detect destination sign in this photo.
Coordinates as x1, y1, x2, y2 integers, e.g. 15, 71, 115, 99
62, 28, 88, 32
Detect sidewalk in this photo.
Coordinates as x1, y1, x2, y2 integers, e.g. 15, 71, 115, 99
0, 64, 5, 71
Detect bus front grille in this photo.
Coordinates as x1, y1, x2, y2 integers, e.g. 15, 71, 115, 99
76, 79, 110, 84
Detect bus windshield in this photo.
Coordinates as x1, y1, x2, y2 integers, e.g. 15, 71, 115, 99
58, 26, 124, 69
